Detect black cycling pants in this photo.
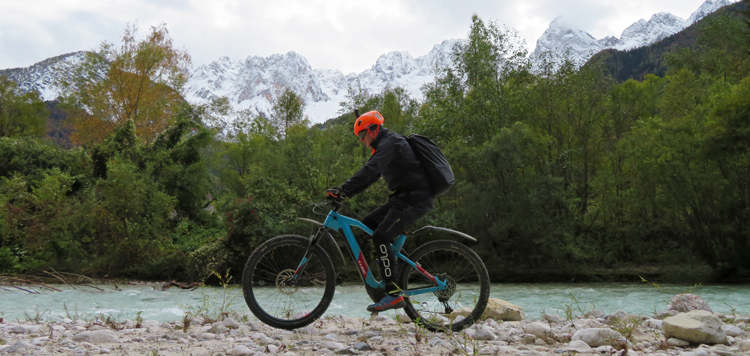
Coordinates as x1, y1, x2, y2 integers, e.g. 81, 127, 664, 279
362, 188, 434, 296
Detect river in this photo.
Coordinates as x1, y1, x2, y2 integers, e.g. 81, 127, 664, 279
3, 283, 749, 323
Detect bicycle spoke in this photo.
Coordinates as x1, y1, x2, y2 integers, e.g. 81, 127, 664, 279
401, 240, 489, 332
243, 235, 335, 329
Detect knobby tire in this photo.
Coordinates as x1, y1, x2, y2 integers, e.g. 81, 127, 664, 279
399, 240, 490, 332
242, 235, 336, 330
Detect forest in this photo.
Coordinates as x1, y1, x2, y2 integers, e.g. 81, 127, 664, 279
1, 5, 749, 284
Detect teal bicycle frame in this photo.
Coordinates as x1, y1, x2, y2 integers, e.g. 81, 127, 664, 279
295, 209, 449, 297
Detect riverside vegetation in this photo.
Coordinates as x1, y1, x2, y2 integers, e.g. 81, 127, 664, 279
2, 6, 750, 283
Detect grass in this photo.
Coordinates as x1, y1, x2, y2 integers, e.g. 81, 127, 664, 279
180, 269, 249, 325
23, 306, 51, 323
562, 292, 595, 326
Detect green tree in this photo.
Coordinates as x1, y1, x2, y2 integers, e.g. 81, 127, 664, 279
0, 77, 48, 138
271, 87, 306, 138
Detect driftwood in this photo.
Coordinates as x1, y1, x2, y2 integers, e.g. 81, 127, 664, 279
161, 280, 201, 291
0, 275, 62, 293
0, 271, 104, 293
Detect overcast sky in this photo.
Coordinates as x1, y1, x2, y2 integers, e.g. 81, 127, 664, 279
0, 0, 720, 74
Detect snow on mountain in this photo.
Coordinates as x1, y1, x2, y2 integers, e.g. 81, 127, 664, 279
0, 51, 86, 100
614, 12, 686, 51
530, 16, 603, 68
687, 0, 735, 25
1, 0, 736, 124
185, 39, 459, 124
531, 0, 737, 71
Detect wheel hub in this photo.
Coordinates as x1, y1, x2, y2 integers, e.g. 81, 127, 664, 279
434, 274, 457, 302
276, 269, 299, 295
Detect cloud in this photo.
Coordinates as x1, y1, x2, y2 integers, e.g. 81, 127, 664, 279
0, 0, 715, 73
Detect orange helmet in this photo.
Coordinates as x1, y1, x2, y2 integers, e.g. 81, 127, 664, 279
353, 111, 384, 136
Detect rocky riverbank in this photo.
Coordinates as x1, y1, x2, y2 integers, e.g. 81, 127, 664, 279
0, 294, 748, 355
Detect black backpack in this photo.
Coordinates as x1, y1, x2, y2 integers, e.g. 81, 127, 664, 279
405, 134, 455, 196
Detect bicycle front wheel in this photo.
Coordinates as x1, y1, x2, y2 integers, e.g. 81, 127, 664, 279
242, 235, 336, 330
399, 240, 490, 332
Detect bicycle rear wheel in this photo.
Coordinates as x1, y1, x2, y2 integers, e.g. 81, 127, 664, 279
399, 240, 490, 332
242, 235, 336, 330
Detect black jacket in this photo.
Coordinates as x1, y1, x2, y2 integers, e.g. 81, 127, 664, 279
342, 128, 429, 196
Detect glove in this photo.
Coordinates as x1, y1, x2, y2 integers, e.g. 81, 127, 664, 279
326, 186, 346, 200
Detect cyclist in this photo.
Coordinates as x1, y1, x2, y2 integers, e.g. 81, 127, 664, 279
327, 111, 435, 312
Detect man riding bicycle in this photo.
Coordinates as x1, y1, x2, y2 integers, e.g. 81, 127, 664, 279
327, 111, 435, 313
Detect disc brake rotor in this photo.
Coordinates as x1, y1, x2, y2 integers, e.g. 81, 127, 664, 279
434, 274, 457, 302
276, 269, 299, 295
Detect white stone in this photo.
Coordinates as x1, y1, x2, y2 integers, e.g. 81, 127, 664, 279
663, 310, 727, 344
244, 321, 264, 331
266, 344, 279, 353
722, 324, 744, 337
524, 322, 552, 338
584, 310, 606, 319
71, 331, 119, 344
141, 320, 161, 329
429, 337, 449, 347
473, 326, 498, 341
10, 325, 41, 334
209, 324, 228, 334
323, 341, 346, 350
198, 333, 217, 340
542, 313, 565, 324
451, 298, 525, 321
571, 328, 627, 347
668, 294, 713, 313
738, 339, 750, 351
222, 318, 241, 328
643, 318, 663, 330
371, 315, 397, 325
496, 346, 520, 354
166, 331, 189, 340
3, 341, 32, 353
605, 310, 630, 323
667, 338, 690, 347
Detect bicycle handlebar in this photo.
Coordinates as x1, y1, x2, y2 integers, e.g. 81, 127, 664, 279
312, 198, 344, 215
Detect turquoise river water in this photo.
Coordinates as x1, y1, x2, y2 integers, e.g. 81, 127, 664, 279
2, 283, 748, 323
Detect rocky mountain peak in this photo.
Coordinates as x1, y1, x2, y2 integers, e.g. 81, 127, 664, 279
2, 0, 737, 125
531, 0, 737, 71
687, 0, 734, 25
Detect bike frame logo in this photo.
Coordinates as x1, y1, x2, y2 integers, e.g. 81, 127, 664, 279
379, 244, 392, 277
357, 252, 368, 277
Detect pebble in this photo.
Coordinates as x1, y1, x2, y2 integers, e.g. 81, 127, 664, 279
0, 296, 747, 356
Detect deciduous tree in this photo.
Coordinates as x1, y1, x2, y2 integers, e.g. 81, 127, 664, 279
60, 23, 190, 146
0, 77, 48, 138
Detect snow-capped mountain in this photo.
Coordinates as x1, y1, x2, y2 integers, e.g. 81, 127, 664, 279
615, 12, 687, 51
185, 38, 460, 124
531, 0, 735, 70
0, 0, 735, 124
0, 51, 86, 99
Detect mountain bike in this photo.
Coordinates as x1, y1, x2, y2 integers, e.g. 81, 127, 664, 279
241, 199, 490, 331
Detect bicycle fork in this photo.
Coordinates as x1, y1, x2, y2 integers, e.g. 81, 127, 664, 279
286, 227, 332, 285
